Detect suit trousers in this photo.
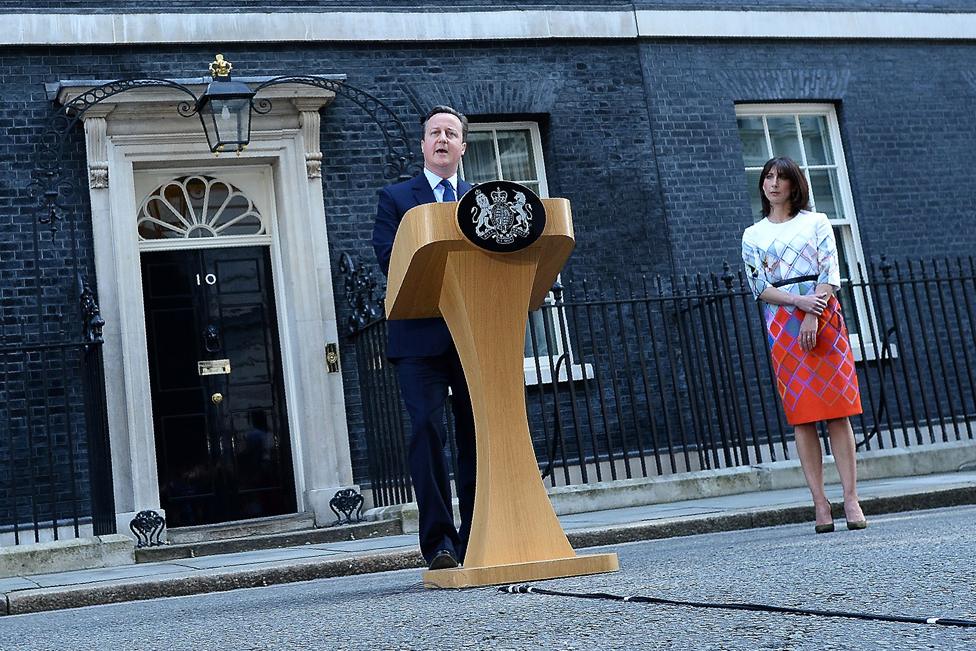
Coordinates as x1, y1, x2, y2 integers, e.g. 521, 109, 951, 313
394, 348, 476, 564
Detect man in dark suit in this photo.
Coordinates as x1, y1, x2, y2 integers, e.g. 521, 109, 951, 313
372, 105, 475, 571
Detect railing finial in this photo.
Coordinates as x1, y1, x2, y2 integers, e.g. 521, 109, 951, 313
879, 254, 892, 279
339, 251, 384, 335
721, 261, 735, 290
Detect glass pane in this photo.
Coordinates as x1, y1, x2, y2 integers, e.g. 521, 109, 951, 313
138, 221, 161, 239
497, 130, 535, 181
798, 116, 833, 165
809, 169, 844, 220
525, 310, 551, 357
766, 116, 802, 162
736, 116, 769, 167
139, 178, 201, 239
832, 226, 851, 281
462, 132, 497, 183
219, 215, 263, 237
211, 99, 250, 144
745, 169, 763, 221
522, 182, 541, 197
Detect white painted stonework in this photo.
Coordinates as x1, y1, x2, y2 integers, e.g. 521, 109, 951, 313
6, 10, 976, 45
66, 77, 357, 533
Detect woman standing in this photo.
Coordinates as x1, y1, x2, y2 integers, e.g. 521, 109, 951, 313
741, 157, 867, 534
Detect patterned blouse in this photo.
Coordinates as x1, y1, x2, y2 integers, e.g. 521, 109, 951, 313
741, 210, 840, 313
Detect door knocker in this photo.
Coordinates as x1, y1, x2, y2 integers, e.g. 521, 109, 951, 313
204, 324, 221, 353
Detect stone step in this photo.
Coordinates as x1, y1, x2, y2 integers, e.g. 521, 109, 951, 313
136, 519, 403, 563
166, 512, 318, 545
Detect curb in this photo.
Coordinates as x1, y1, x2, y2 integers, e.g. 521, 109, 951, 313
2, 549, 426, 617
568, 485, 976, 547
3, 485, 974, 616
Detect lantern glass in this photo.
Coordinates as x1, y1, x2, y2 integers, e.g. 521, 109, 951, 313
207, 98, 251, 150
197, 79, 254, 153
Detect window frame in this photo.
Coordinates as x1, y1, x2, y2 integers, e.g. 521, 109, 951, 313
461, 121, 550, 197
462, 121, 591, 384
735, 103, 883, 361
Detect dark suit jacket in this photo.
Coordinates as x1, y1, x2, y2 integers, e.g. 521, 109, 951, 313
372, 172, 472, 359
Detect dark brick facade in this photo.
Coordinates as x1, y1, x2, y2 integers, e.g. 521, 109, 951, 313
2, 13, 975, 502
640, 39, 976, 274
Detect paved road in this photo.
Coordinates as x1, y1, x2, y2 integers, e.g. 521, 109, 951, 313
3, 506, 975, 651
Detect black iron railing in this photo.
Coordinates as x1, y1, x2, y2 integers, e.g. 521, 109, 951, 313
1, 151, 115, 546
0, 277, 116, 545
346, 256, 976, 507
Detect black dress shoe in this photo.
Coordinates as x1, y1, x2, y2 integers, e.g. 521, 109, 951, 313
428, 549, 459, 570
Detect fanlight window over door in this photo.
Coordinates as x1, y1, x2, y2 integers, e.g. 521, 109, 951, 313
137, 175, 268, 244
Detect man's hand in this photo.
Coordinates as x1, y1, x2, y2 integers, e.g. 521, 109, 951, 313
793, 292, 828, 316
798, 313, 820, 351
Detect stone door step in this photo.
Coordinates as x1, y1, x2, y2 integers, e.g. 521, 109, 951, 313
136, 519, 402, 563
166, 513, 318, 545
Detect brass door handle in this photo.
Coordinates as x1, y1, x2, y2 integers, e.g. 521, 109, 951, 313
211, 392, 223, 405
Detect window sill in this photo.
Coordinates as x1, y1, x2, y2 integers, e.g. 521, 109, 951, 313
524, 362, 594, 386
853, 340, 898, 363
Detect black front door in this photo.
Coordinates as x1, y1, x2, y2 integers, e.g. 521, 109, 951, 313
141, 246, 295, 527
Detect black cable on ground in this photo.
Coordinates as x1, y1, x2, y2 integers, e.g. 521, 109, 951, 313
499, 584, 976, 629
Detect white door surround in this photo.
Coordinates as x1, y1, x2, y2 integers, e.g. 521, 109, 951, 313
58, 77, 356, 534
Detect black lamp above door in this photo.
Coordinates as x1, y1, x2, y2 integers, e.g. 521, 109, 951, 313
196, 54, 255, 154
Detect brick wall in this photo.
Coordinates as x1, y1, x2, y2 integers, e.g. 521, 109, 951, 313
640, 39, 976, 275
3, 32, 975, 491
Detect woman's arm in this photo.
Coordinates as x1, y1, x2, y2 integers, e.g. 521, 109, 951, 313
759, 283, 830, 352
758, 286, 828, 315
793, 283, 835, 352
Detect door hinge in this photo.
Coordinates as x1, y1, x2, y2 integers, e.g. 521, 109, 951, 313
325, 342, 340, 373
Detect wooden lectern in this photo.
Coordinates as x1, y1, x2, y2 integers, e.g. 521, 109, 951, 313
386, 197, 619, 589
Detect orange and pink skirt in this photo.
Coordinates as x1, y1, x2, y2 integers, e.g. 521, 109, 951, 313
765, 296, 862, 425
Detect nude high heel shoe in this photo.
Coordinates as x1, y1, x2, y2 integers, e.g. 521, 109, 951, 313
844, 501, 868, 530
814, 502, 834, 534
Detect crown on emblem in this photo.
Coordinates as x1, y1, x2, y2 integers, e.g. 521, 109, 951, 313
490, 188, 507, 203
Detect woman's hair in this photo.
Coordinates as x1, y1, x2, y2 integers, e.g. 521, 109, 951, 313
759, 157, 810, 217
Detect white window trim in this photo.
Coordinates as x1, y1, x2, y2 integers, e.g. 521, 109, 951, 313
736, 103, 886, 362
525, 362, 595, 387
464, 122, 593, 384
522, 293, 595, 386
462, 121, 550, 196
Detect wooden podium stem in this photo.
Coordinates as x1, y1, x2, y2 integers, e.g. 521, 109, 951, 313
387, 199, 618, 587
438, 248, 575, 568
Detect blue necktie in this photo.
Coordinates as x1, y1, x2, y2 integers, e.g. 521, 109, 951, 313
438, 178, 456, 202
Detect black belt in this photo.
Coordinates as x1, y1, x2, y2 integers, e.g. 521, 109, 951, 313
772, 274, 818, 288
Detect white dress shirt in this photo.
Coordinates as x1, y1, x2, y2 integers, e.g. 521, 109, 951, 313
423, 168, 459, 202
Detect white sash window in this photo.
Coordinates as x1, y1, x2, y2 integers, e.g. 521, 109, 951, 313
461, 122, 588, 384
736, 103, 880, 360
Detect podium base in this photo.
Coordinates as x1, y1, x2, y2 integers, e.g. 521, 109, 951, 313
422, 553, 619, 589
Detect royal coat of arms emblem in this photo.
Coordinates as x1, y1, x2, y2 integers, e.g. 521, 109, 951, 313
472, 187, 533, 244
456, 181, 547, 253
